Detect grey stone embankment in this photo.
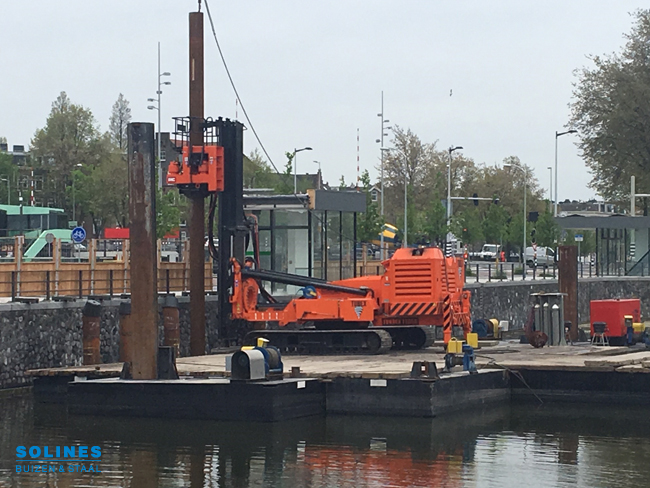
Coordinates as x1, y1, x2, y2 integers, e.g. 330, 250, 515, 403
0, 297, 219, 389
467, 276, 650, 329
2, 277, 650, 389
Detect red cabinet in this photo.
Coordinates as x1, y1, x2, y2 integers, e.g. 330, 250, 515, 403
590, 299, 641, 338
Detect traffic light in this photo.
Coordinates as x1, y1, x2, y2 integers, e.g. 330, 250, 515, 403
472, 193, 479, 206
528, 211, 539, 222
493, 197, 500, 205
531, 229, 536, 244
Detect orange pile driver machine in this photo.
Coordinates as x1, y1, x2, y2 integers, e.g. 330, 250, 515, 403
166, 117, 471, 354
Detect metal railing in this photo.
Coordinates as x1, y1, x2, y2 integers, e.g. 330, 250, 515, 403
5, 268, 215, 301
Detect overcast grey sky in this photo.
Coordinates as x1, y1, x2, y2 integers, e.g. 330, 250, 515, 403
0, 1, 645, 202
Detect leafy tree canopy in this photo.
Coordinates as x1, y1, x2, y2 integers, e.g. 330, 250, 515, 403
570, 9, 650, 202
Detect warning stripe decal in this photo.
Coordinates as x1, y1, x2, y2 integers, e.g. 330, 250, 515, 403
389, 302, 438, 316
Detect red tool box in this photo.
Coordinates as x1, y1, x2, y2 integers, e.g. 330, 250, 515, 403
590, 299, 641, 340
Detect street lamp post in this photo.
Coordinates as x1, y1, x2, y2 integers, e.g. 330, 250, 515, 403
148, 41, 171, 190
447, 147, 463, 255
293, 147, 313, 193
404, 158, 409, 247
554, 129, 577, 216
504, 163, 528, 272
379, 147, 391, 258
376, 92, 391, 260
547, 166, 552, 213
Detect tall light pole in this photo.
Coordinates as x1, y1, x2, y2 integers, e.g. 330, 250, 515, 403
547, 166, 552, 213
376, 92, 391, 259
379, 147, 391, 257
504, 162, 527, 268
148, 41, 171, 189
293, 147, 312, 193
447, 146, 463, 228
554, 129, 577, 216
403, 156, 408, 247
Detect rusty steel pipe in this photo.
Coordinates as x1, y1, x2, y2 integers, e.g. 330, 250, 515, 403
127, 122, 158, 379
118, 300, 132, 364
82, 299, 101, 365
189, 11, 206, 356
162, 295, 180, 357
558, 245, 579, 342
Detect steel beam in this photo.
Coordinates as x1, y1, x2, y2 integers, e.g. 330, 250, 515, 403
128, 122, 158, 379
189, 11, 206, 356
558, 245, 578, 342
217, 118, 246, 346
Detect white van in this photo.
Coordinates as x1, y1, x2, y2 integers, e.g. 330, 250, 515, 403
524, 246, 555, 267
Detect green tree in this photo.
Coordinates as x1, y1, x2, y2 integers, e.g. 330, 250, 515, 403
109, 94, 131, 152
534, 209, 559, 247
0, 152, 19, 205
482, 203, 508, 244
243, 149, 276, 188
66, 137, 129, 235
157, 188, 181, 239
570, 9, 650, 201
273, 152, 295, 194
580, 230, 596, 256
357, 170, 382, 242
31, 92, 104, 211
451, 207, 483, 247
423, 198, 447, 244
506, 214, 526, 254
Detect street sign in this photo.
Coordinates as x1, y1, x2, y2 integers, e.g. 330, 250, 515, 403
575, 234, 584, 242
71, 227, 86, 243
45, 233, 54, 244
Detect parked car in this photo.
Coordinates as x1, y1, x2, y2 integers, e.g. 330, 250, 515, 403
507, 251, 520, 262
478, 244, 501, 261
524, 246, 555, 267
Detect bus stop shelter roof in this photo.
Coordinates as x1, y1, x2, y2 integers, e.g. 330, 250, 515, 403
556, 214, 650, 230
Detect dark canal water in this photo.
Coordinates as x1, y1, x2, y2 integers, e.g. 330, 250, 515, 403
2, 390, 650, 487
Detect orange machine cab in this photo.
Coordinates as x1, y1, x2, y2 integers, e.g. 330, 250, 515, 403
232, 246, 471, 335
166, 144, 224, 193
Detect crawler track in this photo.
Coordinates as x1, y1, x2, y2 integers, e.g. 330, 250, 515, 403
244, 326, 435, 355
244, 329, 393, 355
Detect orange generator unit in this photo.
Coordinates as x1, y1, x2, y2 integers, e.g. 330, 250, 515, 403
232, 247, 471, 354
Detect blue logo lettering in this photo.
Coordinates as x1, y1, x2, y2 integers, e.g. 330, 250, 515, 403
16, 446, 26, 458
28, 446, 41, 458
91, 446, 102, 458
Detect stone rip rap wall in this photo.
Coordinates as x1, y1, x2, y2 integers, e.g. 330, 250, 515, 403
3, 277, 650, 389
467, 277, 650, 329
0, 297, 219, 389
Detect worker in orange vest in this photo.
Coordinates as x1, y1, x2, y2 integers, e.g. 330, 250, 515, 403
500, 250, 505, 262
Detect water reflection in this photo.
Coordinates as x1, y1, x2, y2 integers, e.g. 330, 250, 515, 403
2, 391, 650, 487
